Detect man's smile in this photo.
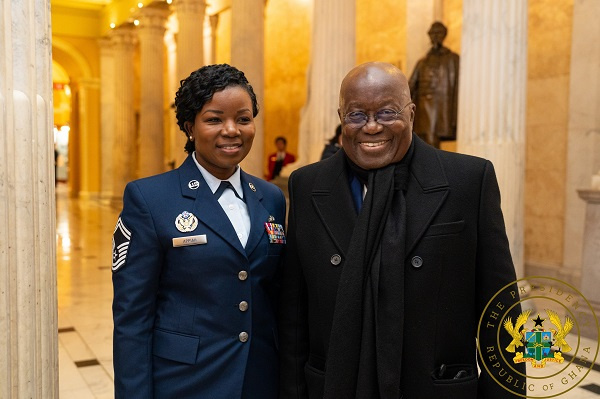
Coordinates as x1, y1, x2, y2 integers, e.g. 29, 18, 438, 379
360, 140, 389, 148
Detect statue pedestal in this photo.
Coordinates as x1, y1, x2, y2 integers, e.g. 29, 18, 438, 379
577, 189, 600, 303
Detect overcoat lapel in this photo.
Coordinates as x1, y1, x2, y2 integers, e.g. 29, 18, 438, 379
311, 151, 358, 258
241, 171, 272, 258
405, 136, 450, 256
177, 156, 246, 257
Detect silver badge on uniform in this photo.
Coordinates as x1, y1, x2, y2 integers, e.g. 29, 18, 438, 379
175, 211, 198, 232
249, 182, 256, 192
268, 215, 275, 222
188, 180, 200, 189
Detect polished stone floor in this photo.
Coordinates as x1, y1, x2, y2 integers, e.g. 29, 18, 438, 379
56, 183, 600, 398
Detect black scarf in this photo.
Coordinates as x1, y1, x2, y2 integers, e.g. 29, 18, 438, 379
324, 144, 413, 399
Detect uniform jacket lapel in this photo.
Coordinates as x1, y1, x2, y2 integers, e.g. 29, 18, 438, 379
405, 135, 450, 256
241, 171, 272, 257
177, 156, 246, 257
311, 151, 358, 258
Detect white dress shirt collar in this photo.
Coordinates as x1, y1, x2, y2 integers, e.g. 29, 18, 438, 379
192, 152, 244, 199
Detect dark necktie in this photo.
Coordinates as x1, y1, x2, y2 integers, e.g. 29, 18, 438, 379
214, 181, 244, 202
349, 175, 364, 213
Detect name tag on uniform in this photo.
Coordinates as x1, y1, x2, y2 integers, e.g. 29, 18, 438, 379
172, 234, 207, 247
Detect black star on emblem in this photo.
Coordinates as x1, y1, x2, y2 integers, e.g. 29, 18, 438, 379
532, 314, 545, 328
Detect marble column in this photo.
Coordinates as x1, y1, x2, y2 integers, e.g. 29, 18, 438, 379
165, 23, 178, 170
562, 0, 600, 278
174, 0, 206, 167
138, 3, 170, 177
111, 25, 137, 203
231, 0, 265, 177
75, 77, 101, 199
578, 189, 600, 303
0, 0, 58, 397
293, 0, 355, 168
208, 14, 219, 65
457, 1, 528, 277
99, 38, 115, 201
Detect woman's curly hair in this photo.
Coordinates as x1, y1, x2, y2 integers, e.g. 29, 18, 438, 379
174, 64, 259, 154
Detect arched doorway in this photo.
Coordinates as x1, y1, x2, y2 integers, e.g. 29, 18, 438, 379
52, 37, 101, 199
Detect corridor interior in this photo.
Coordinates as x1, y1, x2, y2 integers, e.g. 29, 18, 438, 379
56, 183, 600, 398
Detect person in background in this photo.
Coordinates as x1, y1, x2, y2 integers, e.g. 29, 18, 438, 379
112, 64, 286, 399
320, 124, 343, 160
279, 62, 523, 398
267, 136, 295, 180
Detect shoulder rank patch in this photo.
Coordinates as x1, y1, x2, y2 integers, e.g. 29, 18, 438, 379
112, 217, 131, 272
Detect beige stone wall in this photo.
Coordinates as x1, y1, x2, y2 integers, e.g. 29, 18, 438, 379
443, 0, 462, 53
356, 0, 406, 71
525, 0, 573, 267
263, 1, 311, 175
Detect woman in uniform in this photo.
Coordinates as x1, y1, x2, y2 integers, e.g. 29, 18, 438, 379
112, 64, 286, 398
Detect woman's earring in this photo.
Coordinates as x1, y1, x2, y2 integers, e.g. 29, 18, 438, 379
189, 136, 193, 141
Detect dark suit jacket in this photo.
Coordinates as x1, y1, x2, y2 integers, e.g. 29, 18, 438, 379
279, 135, 523, 399
113, 155, 286, 399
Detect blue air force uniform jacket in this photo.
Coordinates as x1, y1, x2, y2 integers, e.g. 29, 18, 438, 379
112, 155, 286, 398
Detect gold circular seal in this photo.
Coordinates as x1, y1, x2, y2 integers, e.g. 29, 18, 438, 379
477, 276, 599, 398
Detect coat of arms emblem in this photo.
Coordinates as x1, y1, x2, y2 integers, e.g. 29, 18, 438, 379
175, 211, 198, 233
503, 309, 573, 368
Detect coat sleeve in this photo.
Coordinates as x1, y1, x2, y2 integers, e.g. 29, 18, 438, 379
475, 161, 526, 398
112, 182, 163, 399
279, 173, 310, 399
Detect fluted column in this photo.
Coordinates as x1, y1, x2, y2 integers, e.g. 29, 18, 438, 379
75, 77, 101, 199
232, 0, 265, 177
165, 23, 178, 169
174, 0, 206, 167
138, 3, 170, 177
294, 0, 355, 168
457, 1, 527, 277
562, 0, 600, 278
99, 38, 115, 200
208, 14, 219, 65
111, 25, 137, 203
0, 0, 58, 397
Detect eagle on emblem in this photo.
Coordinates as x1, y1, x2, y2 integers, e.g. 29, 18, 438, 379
503, 309, 531, 352
546, 309, 573, 353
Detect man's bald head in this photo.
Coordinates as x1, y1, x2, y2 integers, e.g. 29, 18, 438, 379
338, 62, 415, 170
339, 62, 411, 110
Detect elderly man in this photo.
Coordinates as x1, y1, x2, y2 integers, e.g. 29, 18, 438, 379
279, 62, 523, 398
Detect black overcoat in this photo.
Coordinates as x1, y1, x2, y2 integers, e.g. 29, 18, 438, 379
279, 135, 523, 399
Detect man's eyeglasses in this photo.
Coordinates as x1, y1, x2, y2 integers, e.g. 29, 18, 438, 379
343, 102, 413, 128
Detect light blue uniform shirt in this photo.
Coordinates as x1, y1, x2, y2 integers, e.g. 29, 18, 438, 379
192, 152, 251, 247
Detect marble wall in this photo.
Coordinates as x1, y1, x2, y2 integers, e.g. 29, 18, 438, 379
263, 0, 311, 175
525, 0, 573, 269
356, 0, 406, 71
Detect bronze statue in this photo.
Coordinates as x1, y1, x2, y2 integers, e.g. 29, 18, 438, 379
409, 21, 459, 148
